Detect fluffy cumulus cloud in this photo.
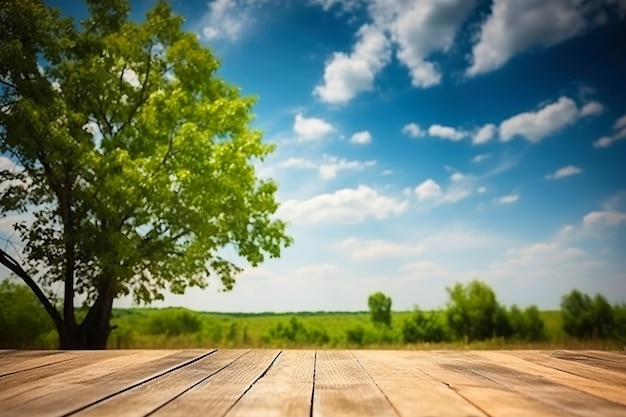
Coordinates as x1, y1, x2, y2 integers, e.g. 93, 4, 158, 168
373, 0, 476, 87
472, 124, 497, 145
414, 179, 442, 201
495, 194, 519, 204
582, 211, 626, 228
466, 0, 625, 77
200, 0, 272, 41
401, 122, 426, 138
593, 113, 626, 148
413, 175, 474, 204
279, 155, 376, 179
276, 185, 408, 224
350, 130, 372, 144
313, 24, 391, 104
293, 113, 335, 141
428, 124, 467, 141
499, 96, 580, 143
545, 165, 583, 180
340, 238, 423, 260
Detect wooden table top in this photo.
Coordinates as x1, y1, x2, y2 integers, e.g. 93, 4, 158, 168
0, 349, 624, 416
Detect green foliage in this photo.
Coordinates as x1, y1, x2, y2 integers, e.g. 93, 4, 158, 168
263, 316, 329, 345
508, 305, 545, 341
345, 325, 365, 345
0, 280, 54, 348
146, 308, 201, 337
368, 291, 392, 327
402, 309, 449, 343
445, 280, 511, 342
612, 304, 626, 342
0, 0, 292, 348
561, 290, 614, 339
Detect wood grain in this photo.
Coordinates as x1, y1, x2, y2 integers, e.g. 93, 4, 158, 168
226, 350, 315, 417
353, 350, 486, 417
312, 350, 397, 417
149, 349, 280, 417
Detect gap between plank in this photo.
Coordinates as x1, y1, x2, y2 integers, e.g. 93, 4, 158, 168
62, 350, 218, 417
143, 349, 252, 417
417, 366, 494, 417
0, 356, 79, 378
308, 350, 317, 417
220, 350, 283, 417
349, 351, 402, 417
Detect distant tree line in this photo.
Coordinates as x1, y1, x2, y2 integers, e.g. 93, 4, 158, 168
1, 278, 625, 348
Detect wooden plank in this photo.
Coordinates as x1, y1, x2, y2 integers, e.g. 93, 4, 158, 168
0, 351, 65, 369
226, 350, 315, 417
353, 350, 487, 417
512, 350, 626, 386
312, 350, 397, 417
444, 351, 626, 417
547, 350, 626, 375
0, 350, 211, 417
74, 350, 248, 417
400, 351, 569, 417
0, 350, 137, 395
149, 349, 281, 417
0, 352, 86, 378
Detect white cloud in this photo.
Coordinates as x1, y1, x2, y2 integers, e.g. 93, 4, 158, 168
466, 0, 616, 77
499, 96, 579, 143
350, 130, 372, 144
428, 124, 467, 141
381, 169, 393, 176
200, 0, 266, 42
579, 101, 604, 117
340, 238, 423, 260
293, 113, 334, 141
278, 155, 376, 179
380, 0, 476, 87
593, 113, 626, 148
582, 211, 626, 228
278, 158, 317, 169
311, 0, 362, 13
401, 123, 426, 138
450, 172, 466, 182
472, 124, 497, 145
473, 153, 491, 163
318, 155, 376, 179
276, 185, 408, 224
545, 165, 582, 180
477, 186, 487, 194
313, 24, 390, 104
495, 194, 519, 204
414, 179, 442, 201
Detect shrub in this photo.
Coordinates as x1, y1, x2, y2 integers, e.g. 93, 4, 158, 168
508, 305, 545, 341
402, 309, 449, 343
346, 325, 365, 345
146, 308, 202, 337
561, 290, 614, 339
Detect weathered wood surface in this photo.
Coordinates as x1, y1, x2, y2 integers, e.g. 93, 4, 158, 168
0, 350, 624, 416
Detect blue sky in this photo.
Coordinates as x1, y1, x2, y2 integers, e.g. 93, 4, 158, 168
2, 0, 626, 312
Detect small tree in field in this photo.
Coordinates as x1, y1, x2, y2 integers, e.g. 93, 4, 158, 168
368, 291, 392, 327
561, 290, 614, 339
0, 0, 292, 349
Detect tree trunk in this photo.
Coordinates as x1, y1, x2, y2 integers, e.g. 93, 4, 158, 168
58, 280, 115, 350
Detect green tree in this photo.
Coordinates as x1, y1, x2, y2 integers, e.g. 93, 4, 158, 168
368, 291, 392, 327
0, 0, 292, 349
445, 280, 510, 342
0, 280, 54, 348
508, 305, 545, 341
402, 308, 449, 343
561, 290, 613, 339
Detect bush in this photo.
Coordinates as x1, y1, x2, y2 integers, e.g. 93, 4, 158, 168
346, 325, 365, 345
508, 305, 545, 341
264, 316, 329, 345
561, 290, 614, 339
146, 308, 202, 337
0, 280, 54, 348
445, 280, 511, 342
402, 309, 449, 343
368, 292, 392, 327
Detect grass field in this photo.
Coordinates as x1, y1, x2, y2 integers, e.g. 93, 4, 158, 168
104, 307, 623, 350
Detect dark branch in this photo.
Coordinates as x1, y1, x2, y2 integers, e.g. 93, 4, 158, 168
0, 248, 63, 330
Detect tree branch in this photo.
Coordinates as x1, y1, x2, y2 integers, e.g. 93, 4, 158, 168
0, 248, 63, 330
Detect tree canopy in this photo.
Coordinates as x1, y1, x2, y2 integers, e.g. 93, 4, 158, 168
367, 291, 392, 327
0, 0, 292, 348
